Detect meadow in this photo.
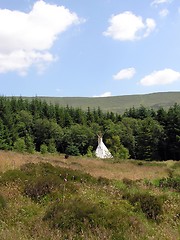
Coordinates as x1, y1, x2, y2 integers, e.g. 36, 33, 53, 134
23, 91, 180, 113
0, 151, 179, 240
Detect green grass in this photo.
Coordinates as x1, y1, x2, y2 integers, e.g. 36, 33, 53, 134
21, 91, 180, 113
0, 161, 179, 239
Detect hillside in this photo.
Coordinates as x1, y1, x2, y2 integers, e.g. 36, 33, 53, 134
28, 91, 180, 113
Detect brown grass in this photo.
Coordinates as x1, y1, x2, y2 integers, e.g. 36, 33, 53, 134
0, 150, 173, 180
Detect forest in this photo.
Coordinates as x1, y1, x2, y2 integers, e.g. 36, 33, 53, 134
0, 96, 180, 161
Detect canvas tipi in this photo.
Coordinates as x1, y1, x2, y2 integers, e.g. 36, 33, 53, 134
95, 135, 113, 159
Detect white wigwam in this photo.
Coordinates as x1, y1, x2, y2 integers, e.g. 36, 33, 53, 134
95, 135, 113, 159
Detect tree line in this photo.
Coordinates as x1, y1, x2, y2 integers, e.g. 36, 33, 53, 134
0, 97, 179, 161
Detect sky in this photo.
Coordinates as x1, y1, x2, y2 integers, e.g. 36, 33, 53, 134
0, 0, 180, 97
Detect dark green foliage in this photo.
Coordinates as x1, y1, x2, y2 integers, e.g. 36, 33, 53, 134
47, 139, 57, 153
106, 135, 129, 159
123, 192, 163, 220
65, 144, 80, 156
40, 144, 48, 154
13, 138, 26, 152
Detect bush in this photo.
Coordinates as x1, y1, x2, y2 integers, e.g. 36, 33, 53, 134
158, 176, 180, 192
43, 196, 131, 236
48, 140, 57, 153
65, 145, 80, 156
43, 197, 100, 231
13, 138, 26, 152
24, 176, 56, 202
123, 192, 163, 220
25, 135, 35, 153
86, 146, 95, 157
22, 163, 81, 201
40, 144, 48, 154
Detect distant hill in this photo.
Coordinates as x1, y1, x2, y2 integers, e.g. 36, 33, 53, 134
25, 91, 180, 113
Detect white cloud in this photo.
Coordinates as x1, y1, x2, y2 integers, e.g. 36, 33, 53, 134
113, 68, 136, 80
0, 0, 82, 74
0, 50, 54, 75
140, 69, 180, 86
159, 9, 169, 17
103, 11, 156, 41
93, 92, 112, 97
151, 0, 172, 6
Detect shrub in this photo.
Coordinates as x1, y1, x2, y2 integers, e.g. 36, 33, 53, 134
86, 146, 95, 157
13, 138, 26, 152
123, 192, 163, 220
24, 176, 56, 202
22, 163, 80, 201
158, 176, 180, 192
43, 197, 100, 231
48, 140, 57, 153
40, 144, 48, 154
65, 145, 80, 156
43, 196, 131, 236
25, 135, 35, 153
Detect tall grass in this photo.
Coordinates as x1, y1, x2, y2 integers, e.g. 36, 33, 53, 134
0, 151, 179, 239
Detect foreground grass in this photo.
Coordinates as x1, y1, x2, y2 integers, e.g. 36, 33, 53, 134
0, 151, 179, 239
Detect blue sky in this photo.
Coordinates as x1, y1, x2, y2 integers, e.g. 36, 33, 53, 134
0, 0, 180, 97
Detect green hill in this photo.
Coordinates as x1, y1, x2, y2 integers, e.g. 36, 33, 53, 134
27, 91, 180, 113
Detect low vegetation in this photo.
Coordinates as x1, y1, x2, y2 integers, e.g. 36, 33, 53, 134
0, 151, 179, 239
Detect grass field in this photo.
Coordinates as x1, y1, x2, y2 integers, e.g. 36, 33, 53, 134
0, 151, 179, 240
0, 150, 176, 180
22, 91, 180, 113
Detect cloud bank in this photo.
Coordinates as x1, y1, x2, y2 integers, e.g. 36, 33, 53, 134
0, 0, 82, 74
103, 11, 156, 41
140, 69, 180, 86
